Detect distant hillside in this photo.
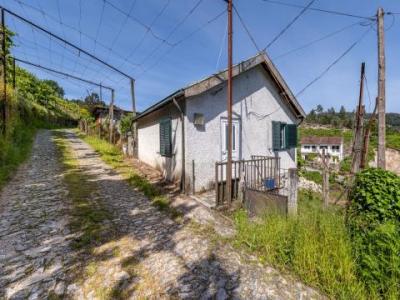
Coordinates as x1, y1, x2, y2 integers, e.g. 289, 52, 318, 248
305, 104, 400, 131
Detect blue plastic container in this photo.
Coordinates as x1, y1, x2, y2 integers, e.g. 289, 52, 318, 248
264, 178, 275, 190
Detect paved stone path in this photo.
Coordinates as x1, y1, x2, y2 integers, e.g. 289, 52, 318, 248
0, 130, 323, 299
0, 131, 73, 299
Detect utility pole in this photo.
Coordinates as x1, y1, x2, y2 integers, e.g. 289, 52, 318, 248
360, 102, 377, 169
377, 7, 386, 169
1, 8, 6, 135
109, 89, 114, 144
351, 62, 365, 174
226, 0, 233, 204
130, 78, 138, 157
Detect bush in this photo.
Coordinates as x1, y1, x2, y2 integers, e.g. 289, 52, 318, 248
348, 168, 400, 298
349, 168, 400, 224
302, 170, 322, 184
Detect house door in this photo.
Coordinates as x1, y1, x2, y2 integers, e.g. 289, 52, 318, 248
221, 119, 240, 162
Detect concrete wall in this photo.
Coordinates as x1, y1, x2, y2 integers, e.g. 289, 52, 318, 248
137, 102, 182, 182
185, 65, 298, 192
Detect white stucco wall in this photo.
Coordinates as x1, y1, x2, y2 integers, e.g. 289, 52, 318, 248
137, 103, 182, 182
185, 65, 299, 192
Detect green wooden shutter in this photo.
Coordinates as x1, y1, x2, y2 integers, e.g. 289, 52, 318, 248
285, 124, 297, 149
272, 121, 281, 151
160, 119, 172, 156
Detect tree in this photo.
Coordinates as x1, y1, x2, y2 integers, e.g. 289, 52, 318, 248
84, 92, 104, 106
43, 80, 65, 98
316, 104, 324, 114
339, 105, 346, 119
327, 107, 336, 115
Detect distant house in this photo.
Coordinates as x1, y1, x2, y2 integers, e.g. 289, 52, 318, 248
300, 136, 344, 163
134, 53, 306, 193
92, 105, 131, 127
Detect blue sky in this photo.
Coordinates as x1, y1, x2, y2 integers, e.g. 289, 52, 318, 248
2, 0, 400, 113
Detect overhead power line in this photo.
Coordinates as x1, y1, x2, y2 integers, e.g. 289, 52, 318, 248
273, 20, 370, 60
133, 0, 205, 69
264, 0, 316, 49
1, 5, 134, 79
136, 9, 226, 79
296, 27, 372, 97
10, 0, 140, 70
14, 57, 114, 90
117, 0, 171, 68
102, 0, 173, 46
262, 0, 375, 21
233, 5, 261, 52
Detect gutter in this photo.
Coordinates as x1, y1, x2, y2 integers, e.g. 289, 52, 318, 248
172, 97, 186, 194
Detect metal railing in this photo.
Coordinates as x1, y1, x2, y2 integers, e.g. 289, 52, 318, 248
215, 156, 281, 206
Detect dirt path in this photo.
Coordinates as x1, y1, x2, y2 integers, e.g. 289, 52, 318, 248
0, 130, 322, 299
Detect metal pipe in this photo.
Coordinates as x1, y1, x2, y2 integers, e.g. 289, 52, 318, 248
1, 6, 134, 80
14, 57, 113, 91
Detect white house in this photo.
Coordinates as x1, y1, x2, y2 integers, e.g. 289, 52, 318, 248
134, 53, 306, 193
299, 136, 344, 163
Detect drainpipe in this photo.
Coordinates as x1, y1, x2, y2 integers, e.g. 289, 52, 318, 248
172, 97, 186, 193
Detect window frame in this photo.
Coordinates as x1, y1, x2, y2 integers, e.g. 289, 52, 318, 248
159, 118, 172, 157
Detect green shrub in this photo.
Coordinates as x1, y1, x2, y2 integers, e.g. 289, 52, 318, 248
302, 170, 322, 184
348, 168, 400, 298
349, 168, 400, 224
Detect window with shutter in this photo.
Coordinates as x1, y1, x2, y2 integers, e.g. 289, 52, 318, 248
272, 122, 297, 150
285, 124, 297, 148
159, 119, 172, 157
272, 121, 281, 151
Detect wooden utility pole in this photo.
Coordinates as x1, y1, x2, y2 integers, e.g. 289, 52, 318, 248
109, 89, 114, 144
360, 102, 377, 169
377, 8, 386, 169
130, 78, 138, 157
1, 8, 6, 135
351, 62, 365, 174
321, 149, 329, 209
226, 0, 233, 204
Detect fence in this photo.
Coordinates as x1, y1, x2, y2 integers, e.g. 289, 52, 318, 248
215, 156, 281, 206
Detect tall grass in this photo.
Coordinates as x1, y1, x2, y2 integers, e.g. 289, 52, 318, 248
233, 190, 366, 299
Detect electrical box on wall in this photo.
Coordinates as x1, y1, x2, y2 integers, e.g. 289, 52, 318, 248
193, 113, 205, 126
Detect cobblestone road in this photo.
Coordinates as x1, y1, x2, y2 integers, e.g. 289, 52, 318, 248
0, 130, 322, 299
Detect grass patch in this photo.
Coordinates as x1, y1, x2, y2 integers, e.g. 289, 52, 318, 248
77, 131, 182, 220
301, 170, 322, 185
0, 125, 36, 190
233, 190, 367, 299
53, 131, 113, 250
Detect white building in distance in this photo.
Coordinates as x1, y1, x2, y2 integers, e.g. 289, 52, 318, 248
300, 136, 344, 163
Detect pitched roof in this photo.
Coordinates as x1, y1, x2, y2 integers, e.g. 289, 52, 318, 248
300, 136, 343, 145
135, 52, 305, 121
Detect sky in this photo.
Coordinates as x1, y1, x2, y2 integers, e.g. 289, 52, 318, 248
2, 0, 400, 114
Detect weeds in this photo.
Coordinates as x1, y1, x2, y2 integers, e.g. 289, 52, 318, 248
233, 190, 366, 299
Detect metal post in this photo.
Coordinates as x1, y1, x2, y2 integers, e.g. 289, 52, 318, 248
109, 89, 114, 144
288, 168, 298, 216
377, 8, 386, 169
226, 0, 233, 204
322, 149, 329, 209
